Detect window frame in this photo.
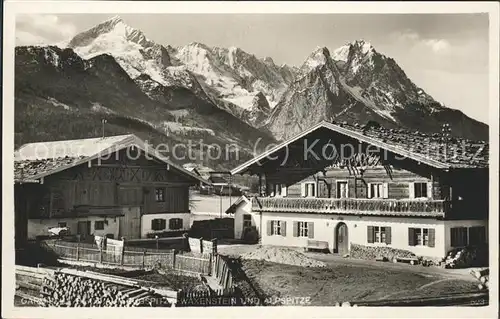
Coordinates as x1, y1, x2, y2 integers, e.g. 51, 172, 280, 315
412, 227, 433, 247
369, 183, 384, 199
303, 182, 317, 198
168, 218, 183, 230
271, 220, 282, 236
336, 180, 349, 198
243, 214, 252, 228
151, 218, 167, 231
94, 220, 105, 231
155, 187, 166, 202
414, 182, 428, 199
298, 221, 309, 237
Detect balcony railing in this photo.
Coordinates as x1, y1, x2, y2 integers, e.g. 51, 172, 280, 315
251, 197, 449, 217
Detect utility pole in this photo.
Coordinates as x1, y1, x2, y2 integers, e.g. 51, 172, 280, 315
441, 123, 451, 160
102, 119, 107, 138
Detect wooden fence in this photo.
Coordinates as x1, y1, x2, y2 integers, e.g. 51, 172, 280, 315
48, 241, 209, 275
211, 254, 233, 290
46, 239, 235, 290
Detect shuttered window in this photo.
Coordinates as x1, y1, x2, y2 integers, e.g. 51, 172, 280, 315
151, 218, 166, 231
468, 226, 486, 246
168, 218, 183, 230
270, 184, 287, 197
301, 182, 316, 197
295, 221, 312, 238
450, 227, 468, 247
269, 220, 286, 236
367, 226, 391, 244
408, 227, 435, 247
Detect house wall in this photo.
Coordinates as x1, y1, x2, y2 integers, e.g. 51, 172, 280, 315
260, 212, 449, 258
27, 216, 120, 240
233, 200, 261, 240
443, 219, 488, 253
141, 213, 191, 238
18, 150, 196, 241
265, 165, 441, 200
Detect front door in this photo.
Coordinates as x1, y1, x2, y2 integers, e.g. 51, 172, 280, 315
77, 221, 91, 239
119, 206, 141, 240
336, 223, 349, 255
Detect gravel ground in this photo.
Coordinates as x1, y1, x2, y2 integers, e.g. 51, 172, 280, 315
240, 246, 326, 268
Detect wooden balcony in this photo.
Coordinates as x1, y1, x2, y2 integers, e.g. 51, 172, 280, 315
250, 197, 449, 218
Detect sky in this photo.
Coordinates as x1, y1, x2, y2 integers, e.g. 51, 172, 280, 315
15, 13, 490, 124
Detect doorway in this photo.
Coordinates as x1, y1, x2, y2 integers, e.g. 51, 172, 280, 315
335, 222, 349, 255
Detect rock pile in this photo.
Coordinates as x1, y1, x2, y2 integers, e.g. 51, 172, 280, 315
240, 246, 326, 268
350, 244, 415, 261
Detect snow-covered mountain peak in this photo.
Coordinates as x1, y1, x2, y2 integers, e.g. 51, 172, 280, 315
332, 39, 378, 62
298, 46, 331, 75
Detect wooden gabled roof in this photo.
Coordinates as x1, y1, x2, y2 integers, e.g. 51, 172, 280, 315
231, 121, 488, 175
14, 134, 211, 185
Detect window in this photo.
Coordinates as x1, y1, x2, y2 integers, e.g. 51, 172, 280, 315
367, 226, 392, 244
298, 221, 309, 237
58, 222, 67, 228
411, 182, 428, 199
94, 221, 105, 230
450, 227, 468, 247
302, 182, 316, 197
151, 218, 166, 231
169, 218, 183, 230
155, 188, 165, 202
408, 227, 435, 247
243, 214, 252, 228
271, 184, 287, 197
368, 183, 388, 199
336, 181, 349, 198
270, 220, 283, 236
468, 226, 487, 246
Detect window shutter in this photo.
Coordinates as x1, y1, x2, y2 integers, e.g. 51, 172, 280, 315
385, 227, 392, 244
308, 222, 314, 239
367, 183, 372, 199
367, 226, 374, 243
301, 183, 306, 197
450, 227, 458, 247
161, 219, 166, 230
427, 182, 433, 199
281, 184, 287, 197
408, 182, 415, 199
293, 221, 299, 237
266, 220, 272, 236
383, 183, 389, 199
428, 228, 435, 247
281, 221, 287, 236
461, 227, 468, 247
408, 228, 416, 246
151, 220, 156, 231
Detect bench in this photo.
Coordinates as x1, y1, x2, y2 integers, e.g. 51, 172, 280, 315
392, 256, 420, 265
304, 240, 329, 252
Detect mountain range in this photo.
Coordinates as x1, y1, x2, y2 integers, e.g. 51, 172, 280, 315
14, 16, 488, 169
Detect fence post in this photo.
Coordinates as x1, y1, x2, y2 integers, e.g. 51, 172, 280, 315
76, 242, 80, 261
199, 237, 204, 254
142, 250, 146, 269
172, 250, 176, 269
120, 237, 125, 266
